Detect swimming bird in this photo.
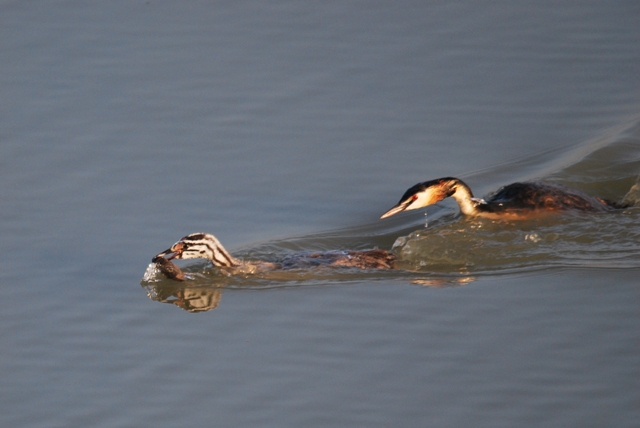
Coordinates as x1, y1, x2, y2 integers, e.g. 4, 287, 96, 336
380, 177, 628, 220
153, 233, 395, 280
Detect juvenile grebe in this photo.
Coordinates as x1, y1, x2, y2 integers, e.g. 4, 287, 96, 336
380, 177, 628, 220
153, 232, 395, 280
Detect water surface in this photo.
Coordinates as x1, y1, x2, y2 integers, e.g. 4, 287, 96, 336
1, 1, 639, 427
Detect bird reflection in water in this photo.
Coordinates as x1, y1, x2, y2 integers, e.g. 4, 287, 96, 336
411, 276, 475, 288
142, 259, 222, 312
143, 276, 223, 313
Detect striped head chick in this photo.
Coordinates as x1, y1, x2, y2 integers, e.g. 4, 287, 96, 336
155, 233, 243, 269
154, 233, 278, 276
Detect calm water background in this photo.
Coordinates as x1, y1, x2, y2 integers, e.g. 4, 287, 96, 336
2, 1, 639, 427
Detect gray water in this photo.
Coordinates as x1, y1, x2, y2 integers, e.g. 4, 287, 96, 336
2, 1, 639, 427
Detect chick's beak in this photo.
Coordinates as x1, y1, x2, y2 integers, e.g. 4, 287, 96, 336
152, 242, 185, 262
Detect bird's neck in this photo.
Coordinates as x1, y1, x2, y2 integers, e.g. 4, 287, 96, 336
201, 241, 243, 268
449, 180, 480, 215
229, 260, 279, 274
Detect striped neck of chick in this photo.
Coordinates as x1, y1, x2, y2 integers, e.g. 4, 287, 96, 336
168, 233, 243, 268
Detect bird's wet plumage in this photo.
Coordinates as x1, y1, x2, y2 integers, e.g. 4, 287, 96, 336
280, 249, 395, 270
480, 182, 621, 213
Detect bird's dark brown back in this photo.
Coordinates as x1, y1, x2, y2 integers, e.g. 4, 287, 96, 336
485, 182, 613, 212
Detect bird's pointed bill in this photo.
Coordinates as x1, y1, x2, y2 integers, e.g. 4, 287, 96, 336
380, 201, 411, 219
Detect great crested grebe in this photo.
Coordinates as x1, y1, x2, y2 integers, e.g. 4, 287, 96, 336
380, 177, 629, 220
153, 232, 395, 280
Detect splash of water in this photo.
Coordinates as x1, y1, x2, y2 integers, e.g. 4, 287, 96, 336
392, 209, 640, 273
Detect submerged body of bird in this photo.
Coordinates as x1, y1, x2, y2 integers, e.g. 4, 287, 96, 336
152, 233, 395, 281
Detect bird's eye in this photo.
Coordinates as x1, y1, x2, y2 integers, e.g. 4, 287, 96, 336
411, 195, 418, 201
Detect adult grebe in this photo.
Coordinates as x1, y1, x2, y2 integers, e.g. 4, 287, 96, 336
153, 233, 395, 280
380, 177, 629, 220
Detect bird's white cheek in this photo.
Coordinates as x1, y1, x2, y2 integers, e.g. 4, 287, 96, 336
412, 192, 433, 209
